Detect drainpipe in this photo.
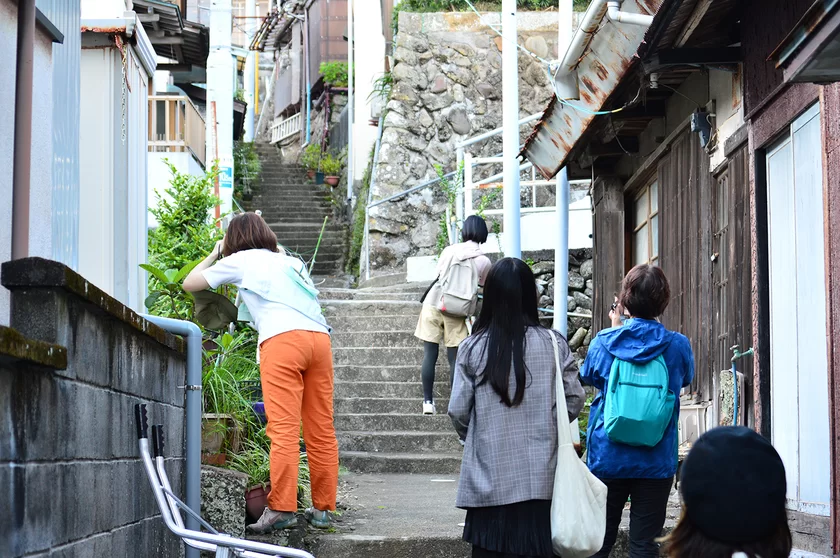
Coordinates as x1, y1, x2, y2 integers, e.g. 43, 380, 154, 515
501, 0, 521, 259
607, 0, 654, 26
304, 7, 312, 144
553, 0, 653, 98
141, 314, 202, 558
12, 0, 36, 260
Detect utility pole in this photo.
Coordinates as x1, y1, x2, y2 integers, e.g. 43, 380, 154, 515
553, 0, 572, 335
347, 0, 355, 203
501, 0, 521, 258
207, 0, 235, 219
243, 0, 256, 141
554, 0, 579, 446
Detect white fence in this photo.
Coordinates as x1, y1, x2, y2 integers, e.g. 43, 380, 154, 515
462, 153, 592, 251
270, 112, 302, 144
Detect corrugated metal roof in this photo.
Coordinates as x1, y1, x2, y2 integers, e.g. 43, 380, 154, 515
520, 0, 665, 180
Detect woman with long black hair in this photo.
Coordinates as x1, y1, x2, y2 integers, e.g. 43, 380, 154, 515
448, 257, 585, 558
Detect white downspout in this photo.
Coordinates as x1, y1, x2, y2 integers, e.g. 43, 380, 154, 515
607, 0, 654, 26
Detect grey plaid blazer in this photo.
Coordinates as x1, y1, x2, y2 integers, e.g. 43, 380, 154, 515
448, 327, 585, 509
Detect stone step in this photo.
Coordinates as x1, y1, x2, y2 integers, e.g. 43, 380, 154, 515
339, 451, 462, 474
322, 300, 422, 317
312, 276, 353, 289
332, 365, 445, 383
319, 289, 418, 302
333, 347, 425, 366
335, 397, 449, 415
331, 331, 417, 348
337, 430, 462, 453
327, 315, 419, 332
335, 413, 453, 432
334, 381, 450, 399
316, 536, 469, 558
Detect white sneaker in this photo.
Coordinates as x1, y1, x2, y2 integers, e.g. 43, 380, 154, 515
422, 401, 436, 415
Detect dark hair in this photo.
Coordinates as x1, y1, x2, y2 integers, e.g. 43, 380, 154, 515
471, 258, 541, 407
224, 212, 280, 257
618, 264, 670, 319
461, 215, 489, 244
662, 512, 792, 558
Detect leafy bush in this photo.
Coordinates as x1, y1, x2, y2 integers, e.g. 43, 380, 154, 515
320, 153, 343, 176
147, 161, 222, 317
234, 141, 262, 197
347, 146, 376, 276
301, 143, 323, 171
320, 61, 349, 87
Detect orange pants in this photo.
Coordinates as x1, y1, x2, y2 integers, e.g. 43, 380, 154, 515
260, 330, 338, 512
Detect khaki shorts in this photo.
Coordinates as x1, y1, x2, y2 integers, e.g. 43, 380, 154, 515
414, 304, 469, 348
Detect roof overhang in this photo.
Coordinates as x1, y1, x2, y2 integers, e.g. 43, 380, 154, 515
133, 0, 209, 80
81, 14, 157, 76
770, 0, 840, 83
520, 1, 664, 179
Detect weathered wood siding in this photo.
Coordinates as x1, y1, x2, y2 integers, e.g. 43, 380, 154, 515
712, 145, 754, 418
592, 177, 626, 334
657, 130, 714, 400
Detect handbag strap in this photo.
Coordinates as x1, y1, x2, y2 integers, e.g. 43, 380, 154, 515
548, 330, 573, 447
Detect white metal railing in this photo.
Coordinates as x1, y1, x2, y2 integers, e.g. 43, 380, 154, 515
270, 112, 302, 144
148, 95, 206, 167
463, 153, 591, 217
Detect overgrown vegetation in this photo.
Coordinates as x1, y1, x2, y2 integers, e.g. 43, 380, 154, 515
393, 0, 590, 32
347, 146, 376, 277
433, 163, 462, 255
320, 61, 350, 88
301, 143, 323, 171
369, 72, 393, 102
320, 152, 343, 176
145, 163, 311, 508
233, 141, 262, 200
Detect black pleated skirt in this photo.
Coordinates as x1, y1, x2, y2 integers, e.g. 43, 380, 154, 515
463, 500, 557, 558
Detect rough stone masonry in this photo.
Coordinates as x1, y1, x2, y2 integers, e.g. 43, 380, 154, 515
368, 12, 573, 271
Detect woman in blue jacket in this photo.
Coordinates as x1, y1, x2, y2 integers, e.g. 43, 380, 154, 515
582, 264, 694, 558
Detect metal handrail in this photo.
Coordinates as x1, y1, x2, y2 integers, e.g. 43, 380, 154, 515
361, 111, 544, 280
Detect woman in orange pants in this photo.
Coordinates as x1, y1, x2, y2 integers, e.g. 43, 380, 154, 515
183, 212, 338, 532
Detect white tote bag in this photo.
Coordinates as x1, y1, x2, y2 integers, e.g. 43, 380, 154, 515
548, 330, 608, 558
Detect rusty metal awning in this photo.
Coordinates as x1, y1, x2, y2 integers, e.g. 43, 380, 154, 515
520, 2, 663, 180
769, 0, 840, 83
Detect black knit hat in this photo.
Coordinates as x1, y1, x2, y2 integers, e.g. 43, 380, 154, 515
680, 426, 787, 544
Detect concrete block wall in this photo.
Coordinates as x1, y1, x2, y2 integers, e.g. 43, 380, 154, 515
0, 258, 187, 557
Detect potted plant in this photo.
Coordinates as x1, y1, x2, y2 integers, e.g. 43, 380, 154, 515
321, 153, 342, 187
301, 143, 322, 180
228, 440, 272, 523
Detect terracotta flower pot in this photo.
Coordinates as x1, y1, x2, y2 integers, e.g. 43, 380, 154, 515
306, 169, 315, 180
325, 176, 340, 187
245, 483, 271, 524
201, 452, 226, 466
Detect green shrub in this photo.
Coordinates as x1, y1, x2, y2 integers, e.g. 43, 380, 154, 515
301, 143, 323, 171
347, 146, 376, 276
319, 61, 349, 87
320, 153, 343, 176
234, 141, 262, 198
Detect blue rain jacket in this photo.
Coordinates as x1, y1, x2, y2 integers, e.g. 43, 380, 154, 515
581, 318, 694, 479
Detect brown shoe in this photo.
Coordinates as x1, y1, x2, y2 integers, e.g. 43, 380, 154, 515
245, 507, 297, 533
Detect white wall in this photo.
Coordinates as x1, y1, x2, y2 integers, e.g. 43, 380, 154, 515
0, 0, 56, 326
352, 0, 386, 182
148, 152, 205, 228
79, 40, 151, 313
708, 68, 744, 170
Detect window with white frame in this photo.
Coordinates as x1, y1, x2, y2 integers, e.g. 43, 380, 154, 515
632, 181, 659, 266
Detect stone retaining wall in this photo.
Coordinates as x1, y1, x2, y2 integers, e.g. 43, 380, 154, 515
368, 12, 570, 270
0, 258, 187, 557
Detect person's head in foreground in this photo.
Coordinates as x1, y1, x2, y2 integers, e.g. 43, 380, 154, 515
223, 212, 279, 257
663, 426, 791, 558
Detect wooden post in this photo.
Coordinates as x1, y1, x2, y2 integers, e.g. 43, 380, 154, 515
592, 176, 625, 335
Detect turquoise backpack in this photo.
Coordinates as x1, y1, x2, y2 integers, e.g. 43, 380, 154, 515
603, 355, 675, 447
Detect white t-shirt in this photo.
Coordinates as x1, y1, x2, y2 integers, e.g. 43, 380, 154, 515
202, 249, 330, 346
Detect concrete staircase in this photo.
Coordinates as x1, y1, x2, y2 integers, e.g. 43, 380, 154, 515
249, 144, 347, 276
322, 281, 464, 476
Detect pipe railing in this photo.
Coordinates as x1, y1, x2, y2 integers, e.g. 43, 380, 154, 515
361, 111, 544, 279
